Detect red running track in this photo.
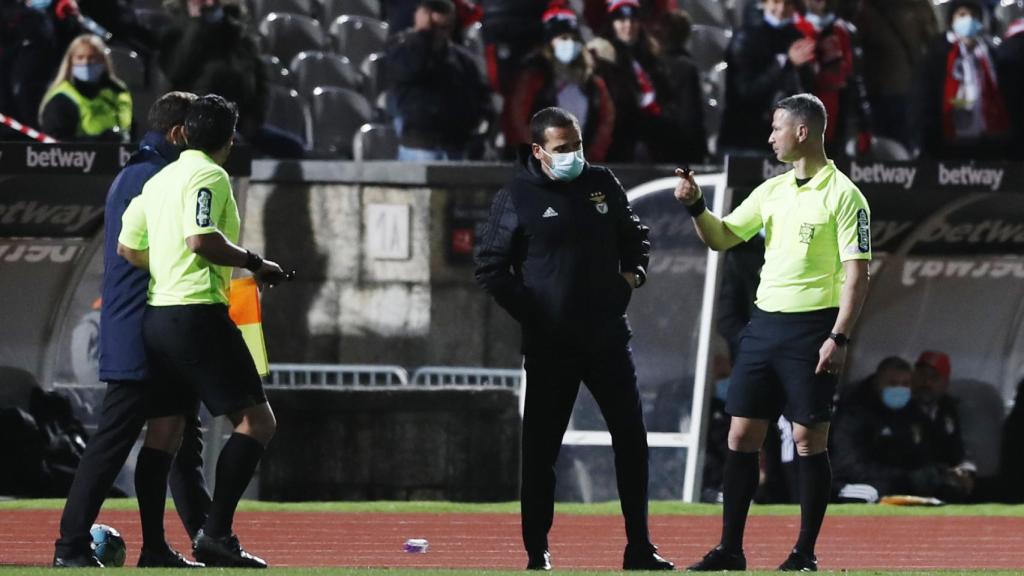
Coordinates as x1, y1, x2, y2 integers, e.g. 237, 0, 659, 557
2, 510, 1023, 570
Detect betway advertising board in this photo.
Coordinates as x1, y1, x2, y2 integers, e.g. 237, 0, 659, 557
0, 143, 251, 237
726, 156, 1024, 256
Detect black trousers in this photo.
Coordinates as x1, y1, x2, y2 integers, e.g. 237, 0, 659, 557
520, 346, 651, 553
55, 380, 210, 556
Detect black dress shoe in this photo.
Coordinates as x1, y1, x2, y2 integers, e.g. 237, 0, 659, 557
193, 529, 267, 568
778, 548, 818, 572
53, 552, 103, 568
526, 550, 552, 571
686, 546, 746, 571
624, 544, 675, 570
138, 544, 205, 568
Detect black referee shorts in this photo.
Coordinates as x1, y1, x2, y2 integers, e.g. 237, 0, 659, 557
725, 307, 839, 425
143, 303, 267, 417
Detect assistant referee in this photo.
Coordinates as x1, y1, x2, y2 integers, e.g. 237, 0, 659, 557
118, 94, 285, 568
676, 94, 871, 572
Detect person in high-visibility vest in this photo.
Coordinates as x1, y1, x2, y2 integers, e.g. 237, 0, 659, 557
38, 34, 131, 142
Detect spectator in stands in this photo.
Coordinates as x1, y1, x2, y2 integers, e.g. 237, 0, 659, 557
480, 0, 547, 95
77, 0, 157, 56
38, 33, 131, 142
718, 0, 811, 155
583, 0, 676, 34
0, 0, 58, 132
852, 0, 936, 148
831, 356, 974, 501
26, 0, 87, 54
794, 0, 872, 157
503, 1, 615, 162
911, 350, 976, 493
996, 3, 1024, 159
913, 0, 1010, 159
654, 9, 707, 163
597, 0, 677, 162
388, 0, 493, 160
999, 376, 1024, 502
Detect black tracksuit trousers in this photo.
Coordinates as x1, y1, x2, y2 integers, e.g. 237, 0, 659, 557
520, 345, 651, 554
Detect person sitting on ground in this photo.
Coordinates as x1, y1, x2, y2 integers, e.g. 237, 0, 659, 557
38, 33, 131, 142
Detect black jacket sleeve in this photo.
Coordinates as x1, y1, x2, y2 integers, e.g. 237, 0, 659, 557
39, 93, 80, 140
388, 30, 439, 85
609, 170, 650, 286
474, 188, 530, 321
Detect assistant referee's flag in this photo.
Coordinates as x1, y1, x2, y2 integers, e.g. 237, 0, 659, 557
228, 277, 269, 376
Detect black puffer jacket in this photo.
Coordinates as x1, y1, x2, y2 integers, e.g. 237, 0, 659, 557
474, 147, 650, 355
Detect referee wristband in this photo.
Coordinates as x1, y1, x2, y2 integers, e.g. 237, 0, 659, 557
685, 196, 707, 217
244, 250, 263, 272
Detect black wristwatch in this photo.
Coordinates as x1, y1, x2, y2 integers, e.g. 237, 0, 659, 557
244, 250, 264, 273
829, 332, 850, 347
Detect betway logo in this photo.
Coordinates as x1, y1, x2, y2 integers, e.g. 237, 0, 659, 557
938, 163, 1004, 191
0, 242, 79, 263
761, 159, 790, 180
0, 201, 104, 233
25, 146, 97, 173
850, 161, 916, 190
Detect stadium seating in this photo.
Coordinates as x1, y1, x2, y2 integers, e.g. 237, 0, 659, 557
290, 50, 364, 96
133, 8, 174, 36
258, 13, 326, 66
845, 134, 911, 161
249, 0, 319, 21
265, 84, 312, 150
106, 46, 145, 89
688, 25, 731, 72
680, 0, 730, 27
352, 123, 398, 160
328, 15, 389, 72
261, 54, 294, 86
310, 86, 372, 157
132, 0, 164, 10
359, 51, 386, 99
322, 0, 382, 23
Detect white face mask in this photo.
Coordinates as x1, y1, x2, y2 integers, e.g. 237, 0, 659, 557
72, 63, 105, 83
952, 15, 982, 39
552, 38, 583, 64
539, 147, 585, 181
764, 12, 794, 28
804, 12, 835, 31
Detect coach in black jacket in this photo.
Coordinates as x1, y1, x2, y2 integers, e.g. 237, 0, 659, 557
474, 107, 672, 572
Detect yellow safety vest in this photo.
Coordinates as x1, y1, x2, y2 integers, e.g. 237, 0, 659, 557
41, 80, 132, 139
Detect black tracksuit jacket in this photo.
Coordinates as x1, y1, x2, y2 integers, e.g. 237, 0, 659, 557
474, 149, 650, 356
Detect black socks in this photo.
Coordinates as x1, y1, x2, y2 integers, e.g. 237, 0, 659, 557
795, 451, 831, 556
720, 449, 759, 552
135, 447, 173, 550
204, 433, 265, 537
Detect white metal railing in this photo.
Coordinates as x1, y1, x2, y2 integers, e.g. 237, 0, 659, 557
409, 366, 522, 390
266, 363, 409, 388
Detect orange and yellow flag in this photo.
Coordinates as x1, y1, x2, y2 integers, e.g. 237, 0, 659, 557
228, 277, 269, 376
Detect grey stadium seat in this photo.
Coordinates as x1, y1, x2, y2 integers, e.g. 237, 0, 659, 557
322, 0, 382, 23
265, 84, 312, 150
258, 13, 326, 66
106, 46, 145, 89
680, 0, 729, 26
290, 50, 364, 96
359, 51, 386, 99
845, 135, 911, 161
249, 0, 318, 21
353, 123, 398, 160
310, 86, 372, 157
329, 15, 389, 71
133, 8, 173, 36
687, 25, 731, 72
261, 54, 294, 86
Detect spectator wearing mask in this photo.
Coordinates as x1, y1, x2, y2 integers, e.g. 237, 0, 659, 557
480, 0, 547, 96
39, 33, 131, 142
914, 0, 1010, 159
503, 1, 615, 162
0, 0, 58, 131
654, 9, 707, 163
853, 0, 936, 148
794, 0, 872, 157
718, 0, 811, 155
388, 0, 493, 160
831, 357, 973, 501
598, 0, 675, 162
996, 3, 1024, 158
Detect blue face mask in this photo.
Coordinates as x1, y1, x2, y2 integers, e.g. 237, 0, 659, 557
952, 15, 982, 39
804, 12, 835, 31
764, 12, 794, 28
539, 147, 585, 181
71, 63, 106, 83
881, 386, 912, 410
27, 0, 53, 11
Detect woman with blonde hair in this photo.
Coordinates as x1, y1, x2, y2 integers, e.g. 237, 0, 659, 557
39, 34, 132, 142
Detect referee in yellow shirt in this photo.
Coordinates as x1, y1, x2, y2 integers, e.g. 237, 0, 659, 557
676, 94, 871, 572
118, 94, 285, 568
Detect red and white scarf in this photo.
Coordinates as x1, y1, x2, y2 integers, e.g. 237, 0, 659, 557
942, 32, 1009, 142
631, 60, 662, 116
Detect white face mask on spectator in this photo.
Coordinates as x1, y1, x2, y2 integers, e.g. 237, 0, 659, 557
763, 12, 794, 28
72, 63, 105, 83
804, 12, 835, 31
553, 38, 582, 64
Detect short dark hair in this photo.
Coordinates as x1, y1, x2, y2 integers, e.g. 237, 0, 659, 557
875, 356, 912, 375
421, 0, 454, 15
184, 94, 238, 153
773, 93, 827, 135
946, 0, 983, 26
659, 9, 693, 47
147, 91, 197, 134
529, 107, 579, 146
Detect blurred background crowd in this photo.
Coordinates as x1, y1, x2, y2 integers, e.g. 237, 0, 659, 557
2, 0, 1023, 162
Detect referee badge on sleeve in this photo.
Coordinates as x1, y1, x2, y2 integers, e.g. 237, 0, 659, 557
196, 188, 212, 227
856, 208, 870, 253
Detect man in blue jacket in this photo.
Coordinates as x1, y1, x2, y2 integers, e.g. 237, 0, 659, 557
475, 107, 673, 572
54, 92, 209, 568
